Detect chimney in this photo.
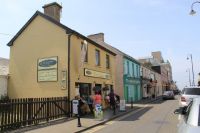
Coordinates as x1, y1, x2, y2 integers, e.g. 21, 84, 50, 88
151, 51, 163, 63
88, 33, 104, 43
43, 2, 62, 22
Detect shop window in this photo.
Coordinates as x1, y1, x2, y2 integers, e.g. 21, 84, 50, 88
76, 83, 91, 100
95, 49, 100, 66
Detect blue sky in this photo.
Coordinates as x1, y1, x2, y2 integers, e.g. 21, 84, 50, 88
0, 0, 200, 89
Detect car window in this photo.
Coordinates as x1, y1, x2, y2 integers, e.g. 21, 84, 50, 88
185, 101, 192, 122
184, 88, 200, 95
186, 101, 200, 126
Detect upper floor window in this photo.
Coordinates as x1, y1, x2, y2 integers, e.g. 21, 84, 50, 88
127, 61, 130, 75
95, 49, 100, 66
81, 42, 88, 62
136, 65, 139, 77
106, 54, 110, 69
132, 63, 135, 77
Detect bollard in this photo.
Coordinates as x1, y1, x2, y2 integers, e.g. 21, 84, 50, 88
77, 100, 82, 127
131, 97, 133, 109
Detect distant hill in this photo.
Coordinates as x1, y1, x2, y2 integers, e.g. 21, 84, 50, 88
0, 57, 9, 75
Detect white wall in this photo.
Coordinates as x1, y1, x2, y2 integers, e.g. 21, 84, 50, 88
0, 75, 8, 99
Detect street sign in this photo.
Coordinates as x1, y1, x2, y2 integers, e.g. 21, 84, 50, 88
72, 100, 79, 114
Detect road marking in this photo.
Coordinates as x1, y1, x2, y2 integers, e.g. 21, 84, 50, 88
83, 104, 150, 133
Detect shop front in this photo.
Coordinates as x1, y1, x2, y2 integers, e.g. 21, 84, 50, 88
73, 68, 114, 109
124, 75, 141, 103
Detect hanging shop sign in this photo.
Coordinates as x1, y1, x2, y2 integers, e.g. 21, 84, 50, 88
37, 57, 58, 82
84, 68, 110, 79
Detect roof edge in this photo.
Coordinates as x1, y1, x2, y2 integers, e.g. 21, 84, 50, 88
7, 11, 116, 56
7, 11, 40, 46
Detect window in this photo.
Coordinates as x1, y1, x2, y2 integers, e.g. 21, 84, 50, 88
106, 54, 110, 69
81, 43, 88, 62
132, 63, 135, 77
136, 65, 139, 77
183, 88, 200, 95
95, 49, 100, 66
127, 61, 130, 75
76, 83, 91, 100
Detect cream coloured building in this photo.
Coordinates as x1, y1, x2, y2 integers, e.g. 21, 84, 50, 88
7, 2, 116, 105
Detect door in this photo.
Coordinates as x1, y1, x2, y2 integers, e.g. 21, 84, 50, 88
95, 84, 102, 94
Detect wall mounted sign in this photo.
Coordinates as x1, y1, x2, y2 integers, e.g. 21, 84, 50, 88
124, 78, 140, 84
38, 57, 58, 82
72, 100, 79, 114
84, 68, 110, 79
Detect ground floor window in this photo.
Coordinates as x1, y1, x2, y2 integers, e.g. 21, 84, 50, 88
75, 83, 91, 99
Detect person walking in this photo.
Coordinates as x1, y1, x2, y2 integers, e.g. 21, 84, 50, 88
93, 91, 102, 105
109, 88, 116, 115
93, 91, 103, 119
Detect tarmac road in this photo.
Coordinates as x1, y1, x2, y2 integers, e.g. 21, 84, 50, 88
84, 97, 179, 133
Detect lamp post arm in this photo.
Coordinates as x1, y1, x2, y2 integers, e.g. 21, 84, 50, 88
191, 1, 200, 10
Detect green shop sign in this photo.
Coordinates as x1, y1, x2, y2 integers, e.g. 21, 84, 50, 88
124, 76, 140, 84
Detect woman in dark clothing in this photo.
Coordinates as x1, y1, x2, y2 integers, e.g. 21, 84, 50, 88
109, 89, 116, 115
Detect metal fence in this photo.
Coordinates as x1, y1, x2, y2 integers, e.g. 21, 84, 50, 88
0, 97, 68, 132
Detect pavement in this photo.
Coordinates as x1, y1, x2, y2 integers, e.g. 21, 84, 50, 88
10, 97, 161, 133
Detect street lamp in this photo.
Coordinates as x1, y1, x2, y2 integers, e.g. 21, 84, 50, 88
186, 68, 192, 86
190, 1, 200, 15
187, 54, 195, 86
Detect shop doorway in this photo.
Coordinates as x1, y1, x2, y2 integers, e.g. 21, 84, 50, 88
94, 84, 102, 94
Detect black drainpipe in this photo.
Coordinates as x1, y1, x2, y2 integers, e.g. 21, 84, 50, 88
66, 30, 73, 117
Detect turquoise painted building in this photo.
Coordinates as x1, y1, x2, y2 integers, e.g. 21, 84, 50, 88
123, 56, 141, 102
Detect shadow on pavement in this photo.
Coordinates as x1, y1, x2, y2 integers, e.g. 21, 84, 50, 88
119, 106, 153, 121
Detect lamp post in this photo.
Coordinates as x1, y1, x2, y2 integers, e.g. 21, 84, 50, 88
186, 68, 192, 86
190, 1, 200, 15
187, 54, 195, 86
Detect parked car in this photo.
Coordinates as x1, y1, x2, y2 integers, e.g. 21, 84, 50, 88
174, 97, 200, 133
180, 87, 200, 106
162, 91, 175, 100
173, 89, 180, 95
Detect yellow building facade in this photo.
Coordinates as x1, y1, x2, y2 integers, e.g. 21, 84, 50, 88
7, 4, 116, 105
